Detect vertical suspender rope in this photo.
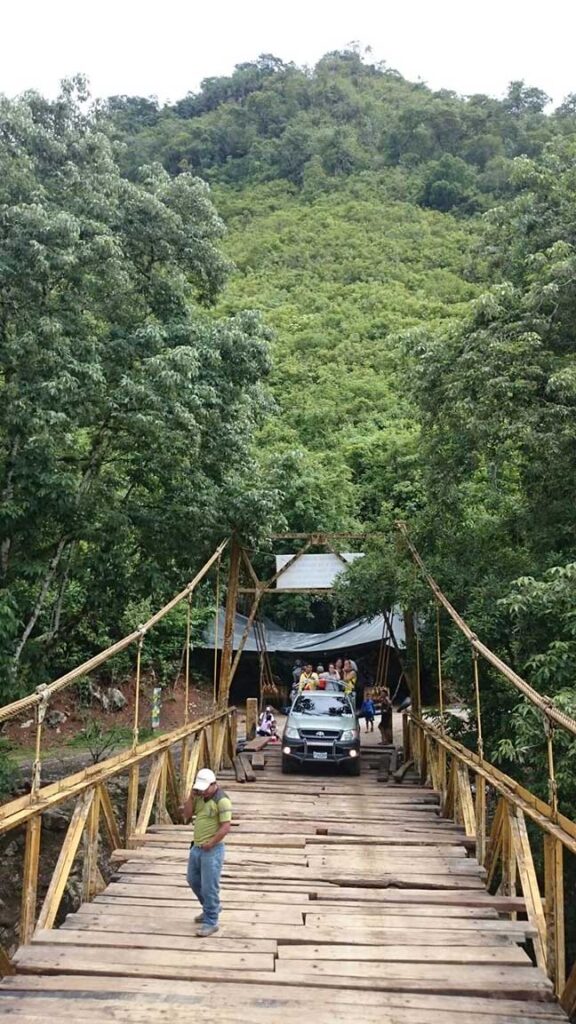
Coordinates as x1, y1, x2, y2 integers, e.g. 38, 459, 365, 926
472, 647, 484, 760
436, 602, 445, 730
133, 630, 144, 747
383, 641, 391, 693
184, 592, 192, 724
31, 684, 49, 800
415, 631, 422, 716
545, 718, 559, 821
213, 555, 221, 705
375, 617, 387, 689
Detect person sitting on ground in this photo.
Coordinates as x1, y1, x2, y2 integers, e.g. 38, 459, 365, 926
360, 696, 376, 733
298, 664, 319, 692
257, 706, 277, 737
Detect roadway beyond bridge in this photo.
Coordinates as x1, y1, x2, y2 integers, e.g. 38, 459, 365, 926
0, 740, 567, 1024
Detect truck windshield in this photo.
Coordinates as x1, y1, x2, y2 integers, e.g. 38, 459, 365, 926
292, 695, 353, 717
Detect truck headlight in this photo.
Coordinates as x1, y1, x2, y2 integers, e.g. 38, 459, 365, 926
284, 727, 300, 740
341, 729, 358, 742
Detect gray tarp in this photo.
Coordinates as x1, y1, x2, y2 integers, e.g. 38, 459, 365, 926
202, 610, 405, 654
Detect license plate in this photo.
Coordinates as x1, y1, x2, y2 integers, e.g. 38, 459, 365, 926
312, 751, 328, 760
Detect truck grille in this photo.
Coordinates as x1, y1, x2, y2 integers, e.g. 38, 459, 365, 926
299, 729, 342, 740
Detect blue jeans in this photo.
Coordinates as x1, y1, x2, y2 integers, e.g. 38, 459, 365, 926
187, 843, 225, 927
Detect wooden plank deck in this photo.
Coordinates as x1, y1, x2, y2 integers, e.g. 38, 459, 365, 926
1, 743, 568, 1023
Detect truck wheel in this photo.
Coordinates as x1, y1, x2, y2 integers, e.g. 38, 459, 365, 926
282, 756, 295, 774
346, 758, 361, 776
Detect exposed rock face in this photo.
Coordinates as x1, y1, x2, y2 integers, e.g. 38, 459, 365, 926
109, 688, 127, 711
45, 710, 67, 728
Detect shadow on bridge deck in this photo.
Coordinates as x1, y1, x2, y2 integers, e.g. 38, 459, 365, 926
0, 740, 566, 1024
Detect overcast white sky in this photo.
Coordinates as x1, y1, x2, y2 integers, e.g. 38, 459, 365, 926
4, 0, 575, 106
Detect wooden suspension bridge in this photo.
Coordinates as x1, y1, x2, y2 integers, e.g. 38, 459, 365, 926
0, 528, 575, 1024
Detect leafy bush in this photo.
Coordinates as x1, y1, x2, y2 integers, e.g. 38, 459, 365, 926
0, 739, 17, 800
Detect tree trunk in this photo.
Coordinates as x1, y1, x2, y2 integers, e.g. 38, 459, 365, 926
10, 538, 68, 681
0, 436, 20, 580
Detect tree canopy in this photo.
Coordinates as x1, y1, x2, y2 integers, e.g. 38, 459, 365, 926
0, 80, 276, 696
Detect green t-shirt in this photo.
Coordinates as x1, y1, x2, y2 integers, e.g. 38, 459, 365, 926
193, 787, 233, 845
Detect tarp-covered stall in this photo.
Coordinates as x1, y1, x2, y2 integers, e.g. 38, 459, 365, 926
202, 610, 405, 654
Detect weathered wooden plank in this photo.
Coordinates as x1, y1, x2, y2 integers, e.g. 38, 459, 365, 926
277, 944, 531, 964
273, 959, 547, 985
239, 754, 256, 782
83, 896, 305, 924
0, 994, 562, 1024
14, 944, 275, 973
0, 996, 561, 1024
33, 928, 278, 955
0, 974, 565, 1017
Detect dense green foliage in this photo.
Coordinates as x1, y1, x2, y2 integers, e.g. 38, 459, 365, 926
106, 51, 564, 214
0, 79, 276, 699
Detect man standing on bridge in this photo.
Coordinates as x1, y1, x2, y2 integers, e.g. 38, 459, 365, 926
180, 767, 233, 937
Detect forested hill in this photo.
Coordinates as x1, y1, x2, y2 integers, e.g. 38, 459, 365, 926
107, 51, 576, 737
107, 51, 576, 546
109, 50, 568, 207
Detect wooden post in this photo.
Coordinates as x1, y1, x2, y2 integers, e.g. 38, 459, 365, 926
218, 536, 241, 706
544, 834, 565, 995
126, 764, 139, 845
180, 737, 190, 802
82, 787, 100, 902
402, 712, 410, 761
229, 709, 238, 760
485, 797, 505, 890
245, 697, 258, 741
443, 758, 456, 820
419, 729, 428, 786
561, 962, 576, 1017
98, 784, 121, 852
475, 774, 487, 866
0, 946, 14, 976
155, 752, 170, 825
135, 756, 164, 835
20, 816, 41, 943
36, 790, 94, 931
455, 762, 476, 837
501, 804, 517, 910
437, 746, 447, 807
212, 717, 227, 769
403, 610, 420, 715
509, 806, 546, 969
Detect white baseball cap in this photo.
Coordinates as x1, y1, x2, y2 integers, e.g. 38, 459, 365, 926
193, 768, 216, 792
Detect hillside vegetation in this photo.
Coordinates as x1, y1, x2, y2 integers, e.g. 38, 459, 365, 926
2, 51, 576, 752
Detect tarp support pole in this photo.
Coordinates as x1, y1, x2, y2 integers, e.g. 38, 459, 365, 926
219, 536, 241, 706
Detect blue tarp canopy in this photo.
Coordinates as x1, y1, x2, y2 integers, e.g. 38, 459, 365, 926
202, 610, 405, 654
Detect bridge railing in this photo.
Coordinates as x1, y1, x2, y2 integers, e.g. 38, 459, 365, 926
396, 523, 576, 1014
0, 540, 232, 973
